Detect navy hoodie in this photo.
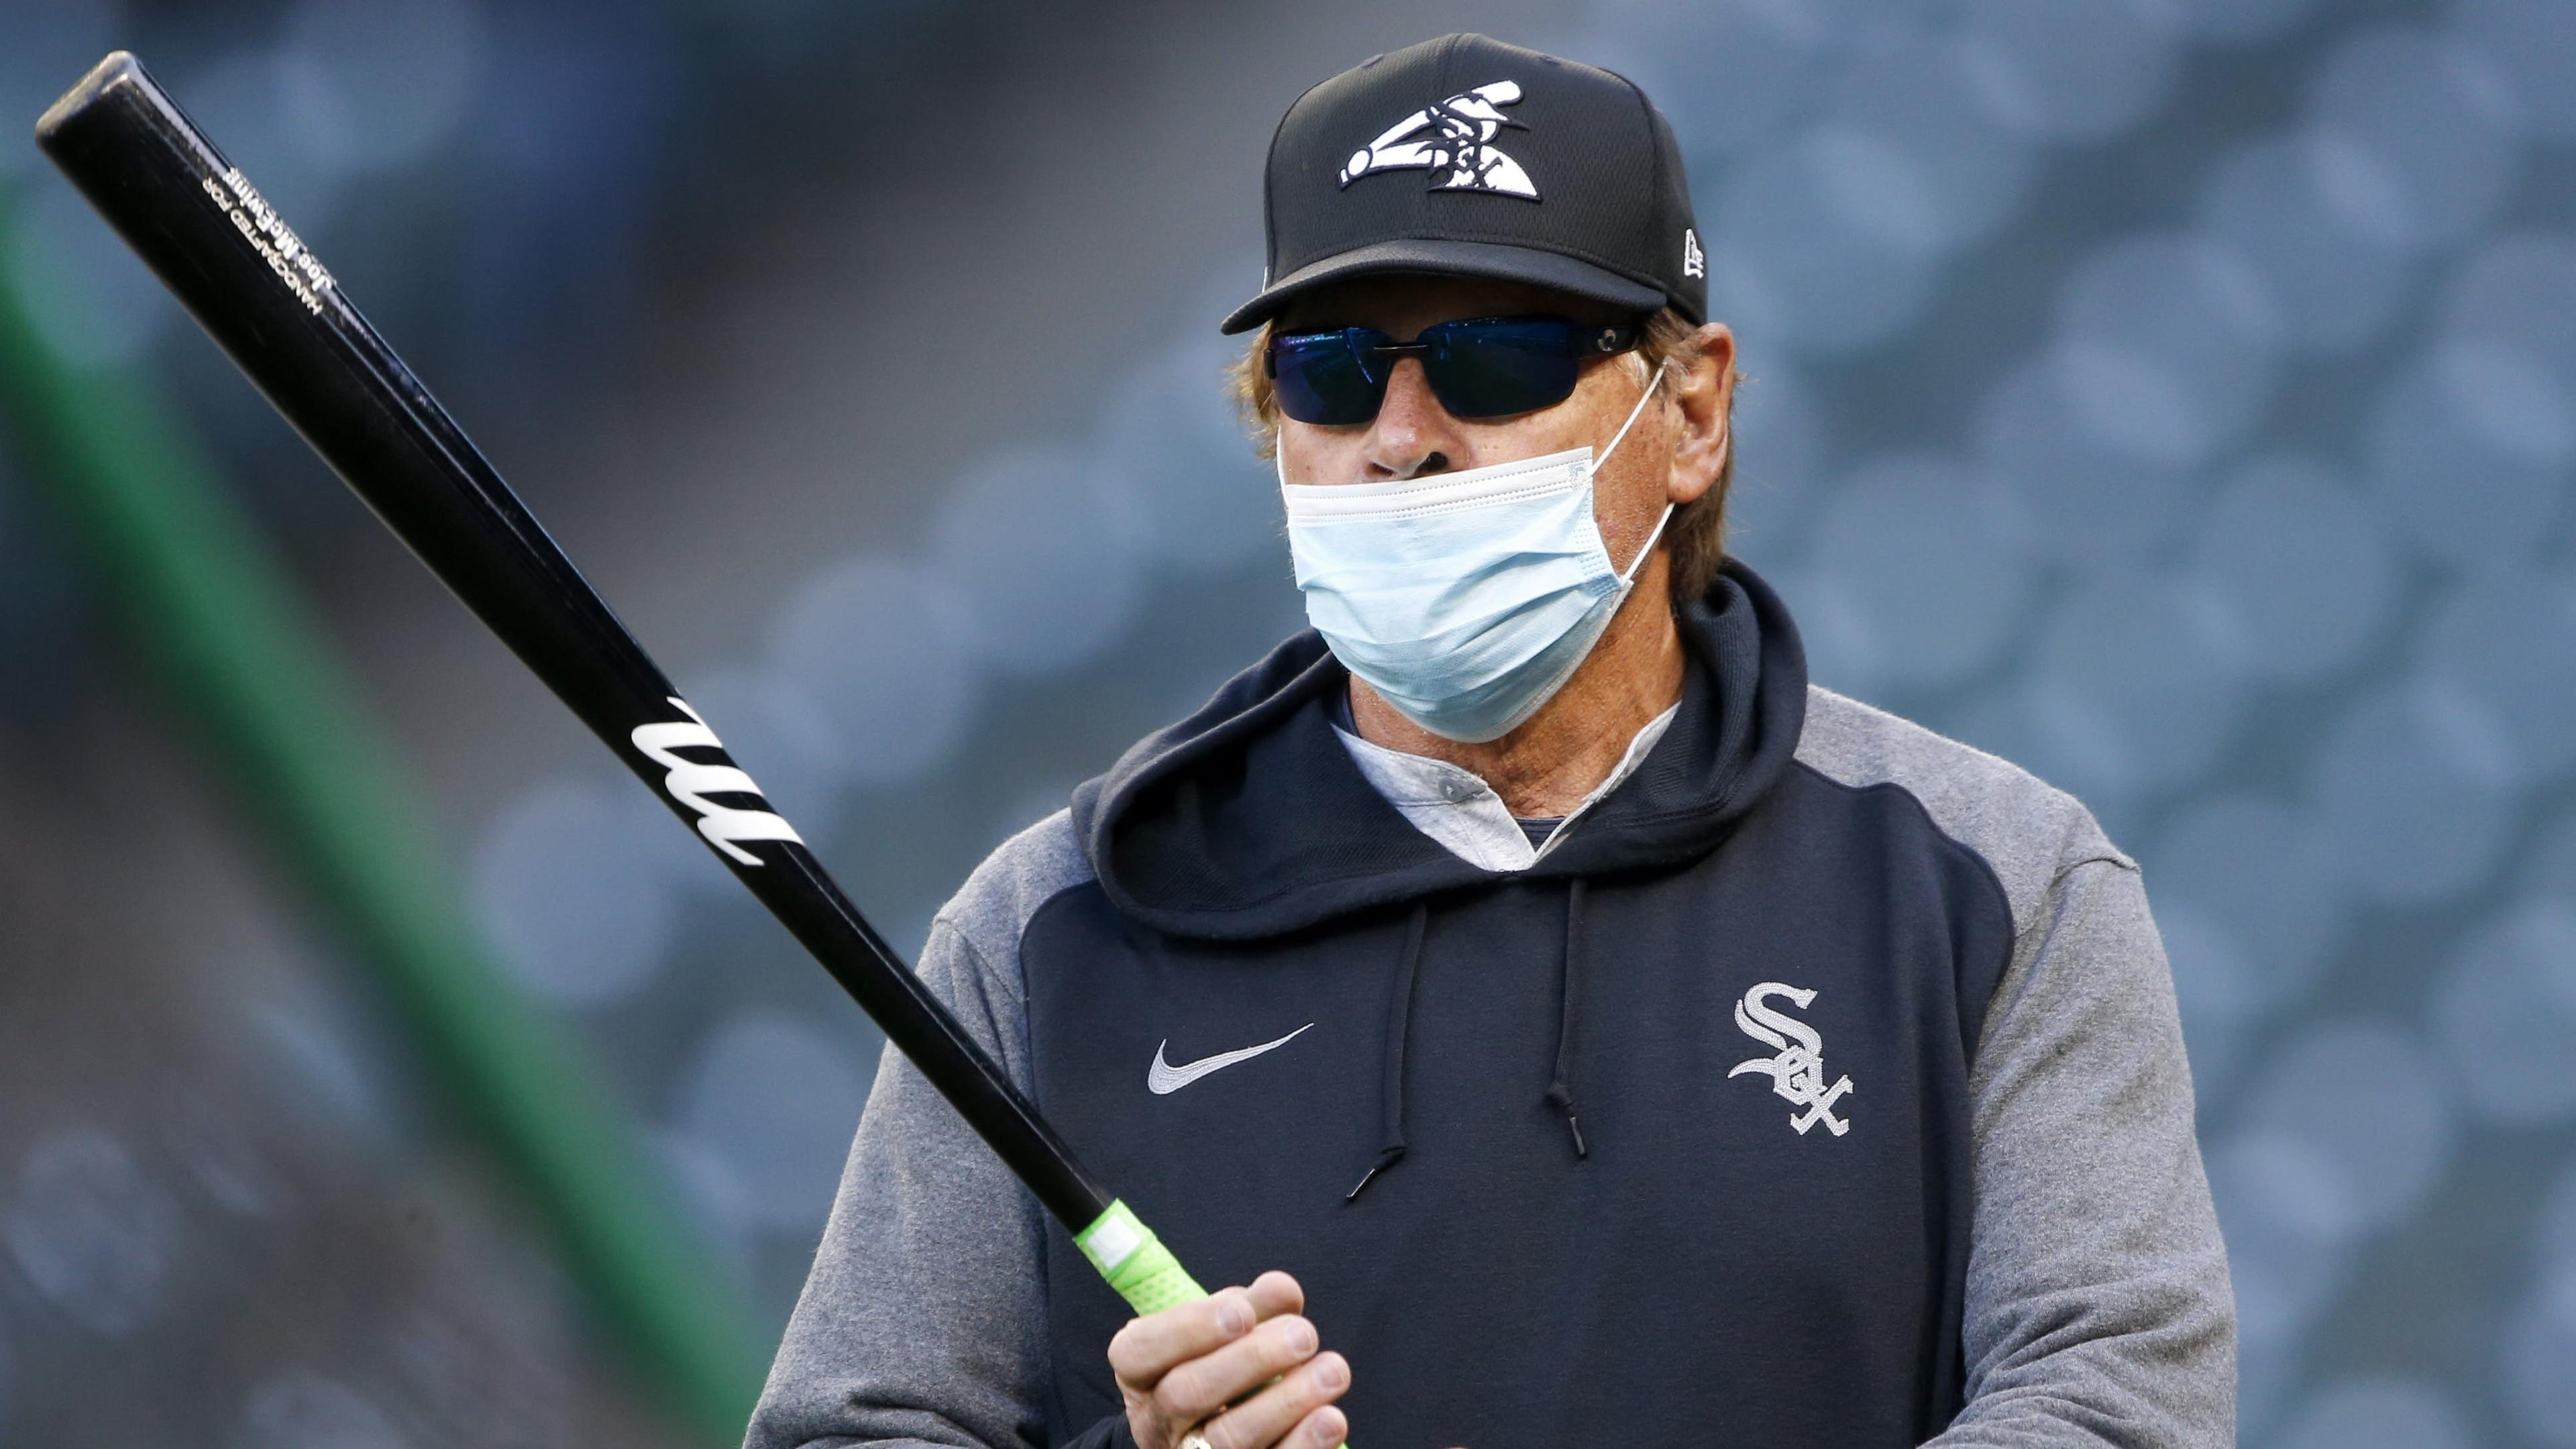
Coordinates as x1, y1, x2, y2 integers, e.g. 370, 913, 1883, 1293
747, 561, 2235, 1449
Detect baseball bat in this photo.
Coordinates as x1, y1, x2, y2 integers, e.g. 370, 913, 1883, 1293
36, 52, 1204, 1329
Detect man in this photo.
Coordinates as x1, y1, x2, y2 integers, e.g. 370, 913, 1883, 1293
747, 33, 2234, 1449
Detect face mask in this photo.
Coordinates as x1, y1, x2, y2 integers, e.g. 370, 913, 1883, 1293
1279, 366, 1672, 743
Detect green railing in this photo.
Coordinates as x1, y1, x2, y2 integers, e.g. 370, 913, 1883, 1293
0, 185, 764, 1445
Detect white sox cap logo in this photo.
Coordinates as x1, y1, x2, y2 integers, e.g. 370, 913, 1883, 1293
1728, 981, 1854, 1136
1338, 80, 1539, 199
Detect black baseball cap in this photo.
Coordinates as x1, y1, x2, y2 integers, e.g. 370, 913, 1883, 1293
1221, 32, 1707, 335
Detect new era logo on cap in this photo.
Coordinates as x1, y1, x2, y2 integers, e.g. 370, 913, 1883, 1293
1338, 80, 1538, 199
1222, 34, 1707, 335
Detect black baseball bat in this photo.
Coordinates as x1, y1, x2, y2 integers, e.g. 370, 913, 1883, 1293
36, 51, 1210, 1323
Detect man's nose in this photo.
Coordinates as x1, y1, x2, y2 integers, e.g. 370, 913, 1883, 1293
1362, 357, 1454, 480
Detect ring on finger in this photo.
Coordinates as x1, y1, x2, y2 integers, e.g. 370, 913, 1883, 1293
1178, 1432, 1216, 1449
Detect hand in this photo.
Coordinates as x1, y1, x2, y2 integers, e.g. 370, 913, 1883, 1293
1109, 1270, 1350, 1449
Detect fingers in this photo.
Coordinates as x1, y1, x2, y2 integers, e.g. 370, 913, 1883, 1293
1242, 1269, 1303, 1320
1196, 1356, 1350, 1449
1108, 1273, 1306, 1393
1154, 1311, 1323, 1426
1108, 1287, 1254, 1390
1109, 1273, 1340, 1449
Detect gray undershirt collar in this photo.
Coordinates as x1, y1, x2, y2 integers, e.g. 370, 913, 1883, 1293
1332, 702, 1680, 873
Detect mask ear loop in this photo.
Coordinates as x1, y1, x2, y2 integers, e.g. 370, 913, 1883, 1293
1599, 357, 1669, 467
1604, 360, 1676, 589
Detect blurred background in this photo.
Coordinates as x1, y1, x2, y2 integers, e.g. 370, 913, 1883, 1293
0, 0, 2571, 1444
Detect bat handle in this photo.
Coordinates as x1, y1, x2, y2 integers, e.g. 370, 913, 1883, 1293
1076, 1201, 1352, 1448
1078, 1198, 1210, 1314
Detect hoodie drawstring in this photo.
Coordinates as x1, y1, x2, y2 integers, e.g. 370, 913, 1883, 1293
1350, 883, 1591, 1197
1545, 877, 1591, 1159
1349, 900, 1430, 1201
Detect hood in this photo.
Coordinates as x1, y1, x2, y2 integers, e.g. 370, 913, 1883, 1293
1071, 558, 1809, 941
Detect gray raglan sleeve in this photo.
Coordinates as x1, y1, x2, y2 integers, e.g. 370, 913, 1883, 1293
741, 911, 1055, 1449
1925, 855, 2238, 1448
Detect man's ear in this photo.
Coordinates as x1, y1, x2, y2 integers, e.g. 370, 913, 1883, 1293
1666, 322, 1736, 506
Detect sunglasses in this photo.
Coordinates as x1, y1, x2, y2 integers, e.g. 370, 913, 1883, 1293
1265, 314, 1643, 426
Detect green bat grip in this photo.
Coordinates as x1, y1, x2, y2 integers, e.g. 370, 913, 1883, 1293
1075, 1201, 1350, 1448
1079, 1199, 1211, 1315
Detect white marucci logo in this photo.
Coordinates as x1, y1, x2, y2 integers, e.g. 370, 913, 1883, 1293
1338, 80, 1539, 199
630, 696, 805, 866
1727, 981, 1853, 1136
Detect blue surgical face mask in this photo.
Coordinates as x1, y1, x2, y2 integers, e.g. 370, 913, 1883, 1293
1279, 366, 1672, 743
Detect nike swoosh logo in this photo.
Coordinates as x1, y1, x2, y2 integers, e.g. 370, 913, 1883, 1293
1148, 1024, 1314, 1095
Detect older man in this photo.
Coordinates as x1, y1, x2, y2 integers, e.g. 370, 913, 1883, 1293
747, 32, 2234, 1449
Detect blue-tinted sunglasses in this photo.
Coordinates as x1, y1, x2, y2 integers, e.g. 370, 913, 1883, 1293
1265, 314, 1642, 425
